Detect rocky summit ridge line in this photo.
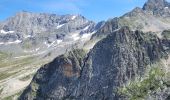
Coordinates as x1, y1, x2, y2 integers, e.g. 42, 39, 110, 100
1, 0, 170, 99
19, 0, 170, 100
91, 0, 170, 41
0, 11, 102, 57
0, 10, 104, 100
20, 26, 170, 100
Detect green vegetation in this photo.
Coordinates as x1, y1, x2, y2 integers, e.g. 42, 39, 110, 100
0, 72, 18, 81
164, 72, 170, 87
0, 56, 38, 81
0, 51, 9, 61
21, 39, 37, 49
71, 49, 86, 60
118, 67, 166, 100
0, 56, 36, 81
2, 91, 22, 100
0, 56, 36, 68
0, 88, 3, 95
119, 16, 145, 31
19, 73, 35, 81
30, 82, 39, 97
162, 30, 170, 39
67, 49, 87, 67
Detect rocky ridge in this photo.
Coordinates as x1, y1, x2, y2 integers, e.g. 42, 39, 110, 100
0, 11, 100, 56
0, 11, 102, 99
20, 26, 170, 100
1, 0, 170, 99
91, 0, 170, 41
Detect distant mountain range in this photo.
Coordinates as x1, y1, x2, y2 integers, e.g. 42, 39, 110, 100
0, 12, 100, 55
1, 0, 170, 100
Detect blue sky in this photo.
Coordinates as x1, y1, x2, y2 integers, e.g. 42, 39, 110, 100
0, 0, 170, 22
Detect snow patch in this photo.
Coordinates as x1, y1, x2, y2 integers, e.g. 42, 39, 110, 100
71, 15, 77, 20
165, 7, 169, 9
81, 33, 91, 39
71, 34, 80, 41
81, 31, 96, 39
0, 40, 22, 45
8, 40, 22, 44
83, 25, 90, 31
57, 24, 64, 29
0, 30, 14, 34
44, 41, 55, 48
24, 48, 40, 53
25, 35, 32, 38
57, 40, 62, 44
44, 42, 51, 48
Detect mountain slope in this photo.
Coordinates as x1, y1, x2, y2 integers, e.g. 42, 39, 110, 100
0, 12, 103, 99
91, 0, 170, 41
20, 26, 170, 100
0, 11, 98, 56
2, 0, 170, 99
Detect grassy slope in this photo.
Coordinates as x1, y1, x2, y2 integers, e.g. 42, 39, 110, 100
118, 61, 170, 100
0, 52, 53, 100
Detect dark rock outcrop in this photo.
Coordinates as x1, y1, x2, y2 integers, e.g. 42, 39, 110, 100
20, 49, 87, 100
20, 27, 170, 100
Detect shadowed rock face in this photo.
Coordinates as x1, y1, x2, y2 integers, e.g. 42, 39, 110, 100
75, 27, 168, 100
20, 49, 87, 100
20, 27, 170, 100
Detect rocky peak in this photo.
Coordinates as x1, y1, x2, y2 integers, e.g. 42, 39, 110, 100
1, 11, 94, 32
20, 27, 170, 100
123, 7, 145, 17
143, 0, 170, 16
143, 0, 166, 10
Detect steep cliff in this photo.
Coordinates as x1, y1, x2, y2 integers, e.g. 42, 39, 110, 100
20, 26, 170, 100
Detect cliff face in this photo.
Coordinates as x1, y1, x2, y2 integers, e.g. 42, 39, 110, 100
20, 49, 87, 100
75, 26, 169, 100
20, 27, 170, 100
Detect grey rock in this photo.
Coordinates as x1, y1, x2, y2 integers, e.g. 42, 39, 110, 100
0, 11, 98, 56
20, 49, 87, 100
20, 27, 170, 100
91, 0, 170, 41
143, 0, 170, 17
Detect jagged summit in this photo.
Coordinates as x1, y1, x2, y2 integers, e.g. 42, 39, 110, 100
143, 0, 166, 10
143, 0, 170, 16
90, 0, 170, 41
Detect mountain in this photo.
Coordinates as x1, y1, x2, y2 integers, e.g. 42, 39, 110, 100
0, 11, 99, 56
91, 0, 170, 42
20, 26, 170, 100
1, 0, 170, 99
143, 0, 170, 16
0, 11, 105, 99
0, 11, 95, 36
